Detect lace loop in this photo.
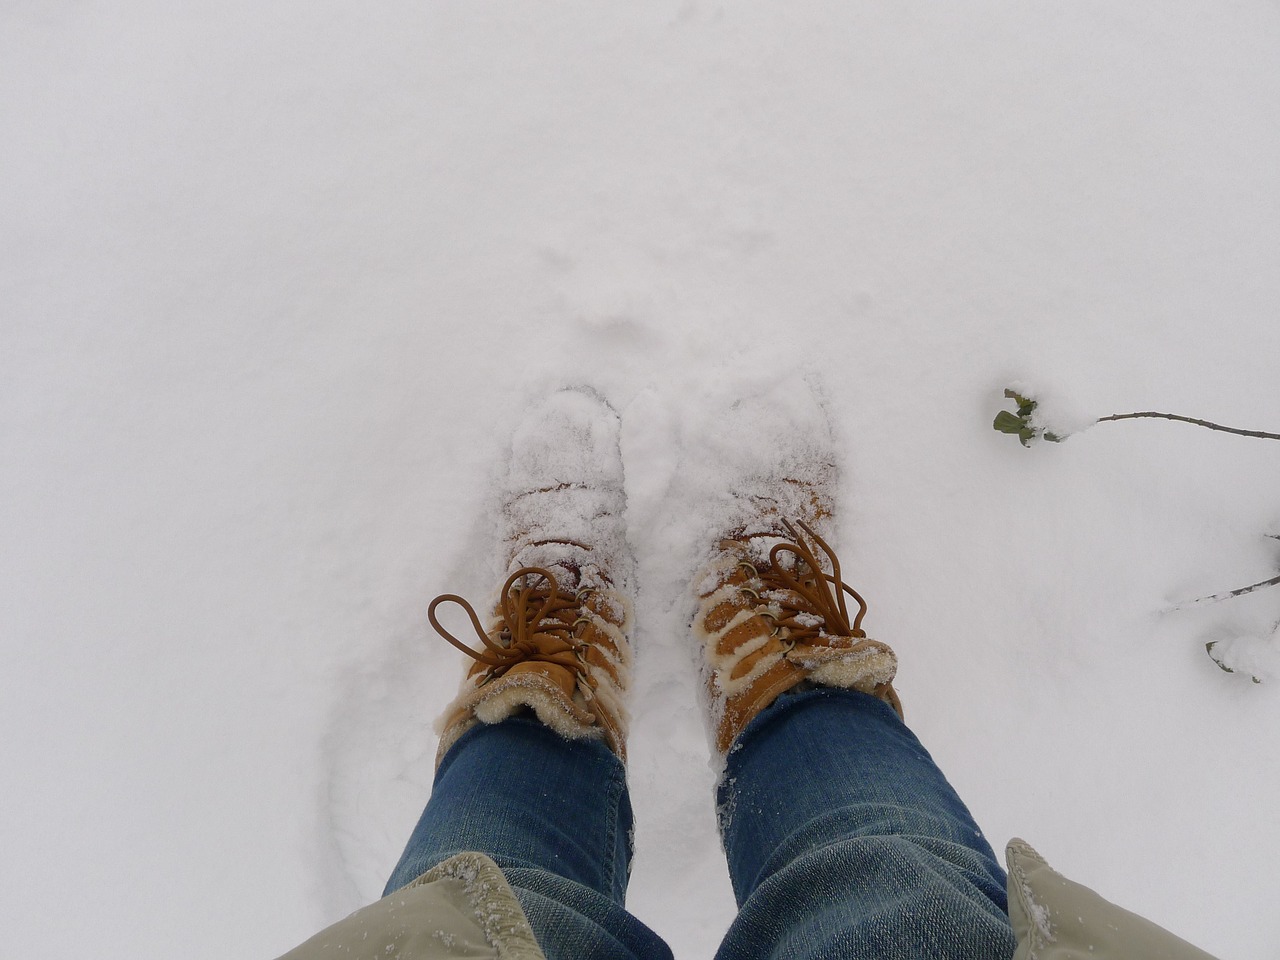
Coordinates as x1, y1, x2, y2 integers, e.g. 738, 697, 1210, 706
428, 566, 588, 681
750, 518, 869, 643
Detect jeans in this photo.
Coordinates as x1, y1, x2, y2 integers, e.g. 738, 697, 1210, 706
384, 688, 1017, 960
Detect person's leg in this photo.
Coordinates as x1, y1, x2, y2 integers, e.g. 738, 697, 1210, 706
714, 687, 1015, 960
382, 389, 670, 960
385, 716, 671, 960
682, 382, 1015, 957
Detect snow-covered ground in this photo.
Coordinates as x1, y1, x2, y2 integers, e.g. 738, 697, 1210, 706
4, 3, 1279, 957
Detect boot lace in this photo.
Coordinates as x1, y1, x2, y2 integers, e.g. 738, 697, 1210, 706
737, 518, 868, 644
428, 566, 600, 687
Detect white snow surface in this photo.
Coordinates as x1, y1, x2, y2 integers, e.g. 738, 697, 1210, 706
3, 3, 1279, 958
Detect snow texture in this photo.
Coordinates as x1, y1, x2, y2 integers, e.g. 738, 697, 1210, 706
3, 3, 1280, 959
497, 386, 633, 593
1208, 626, 1280, 683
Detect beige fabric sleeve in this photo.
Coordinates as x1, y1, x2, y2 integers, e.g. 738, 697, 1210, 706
1006, 838, 1219, 960
277, 852, 545, 960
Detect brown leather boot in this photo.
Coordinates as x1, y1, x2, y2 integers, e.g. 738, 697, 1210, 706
431, 564, 631, 763
688, 382, 900, 756
694, 518, 901, 755
430, 388, 634, 765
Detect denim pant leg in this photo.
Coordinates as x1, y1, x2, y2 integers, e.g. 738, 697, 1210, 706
384, 717, 672, 960
714, 688, 1017, 960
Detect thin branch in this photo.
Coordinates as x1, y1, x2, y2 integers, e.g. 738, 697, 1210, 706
1186, 573, 1280, 605
1097, 411, 1280, 441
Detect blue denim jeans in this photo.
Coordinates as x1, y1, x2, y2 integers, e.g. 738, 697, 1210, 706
385, 688, 1017, 960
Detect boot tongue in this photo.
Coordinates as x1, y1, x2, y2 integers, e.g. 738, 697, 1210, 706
541, 561, 582, 593
507, 542, 597, 592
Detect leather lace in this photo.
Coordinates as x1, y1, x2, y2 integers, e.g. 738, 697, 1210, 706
741, 518, 868, 643
428, 566, 597, 685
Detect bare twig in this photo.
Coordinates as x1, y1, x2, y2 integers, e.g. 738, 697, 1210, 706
1097, 411, 1280, 441
1186, 573, 1280, 605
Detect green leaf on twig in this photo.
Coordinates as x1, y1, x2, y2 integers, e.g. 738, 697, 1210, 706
993, 389, 1064, 447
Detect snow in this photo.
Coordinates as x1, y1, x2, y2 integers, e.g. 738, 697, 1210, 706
497, 387, 632, 594
3, 2, 1279, 958
1207, 627, 1280, 683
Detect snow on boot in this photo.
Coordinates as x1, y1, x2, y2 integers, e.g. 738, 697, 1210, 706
689, 381, 901, 756
430, 388, 634, 765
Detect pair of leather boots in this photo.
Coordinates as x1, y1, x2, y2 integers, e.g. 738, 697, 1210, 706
429, 387, 900, 766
